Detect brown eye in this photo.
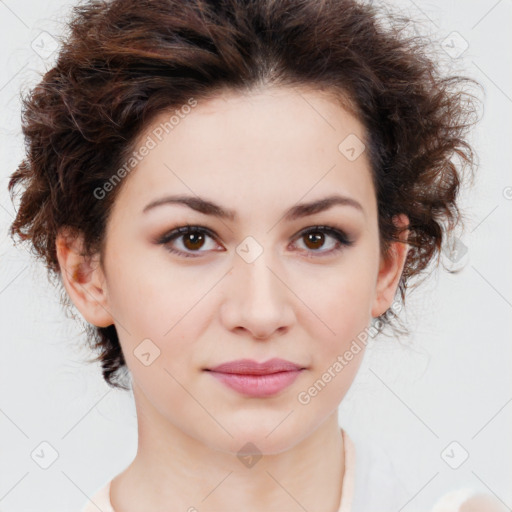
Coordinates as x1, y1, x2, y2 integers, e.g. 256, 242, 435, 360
302, 231, 326, 250
156, 224, 354, 259
293, 225, 354, 257
182, 231, 206, 251
157, 225, 221, 258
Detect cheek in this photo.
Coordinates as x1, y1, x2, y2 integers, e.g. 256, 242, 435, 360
293, 264, 374, 399
105, 253, 216, 378
296, 264, 375, 344
105, 243, 200, 331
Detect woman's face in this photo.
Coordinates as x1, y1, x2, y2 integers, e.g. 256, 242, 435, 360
63, 85, 408, 455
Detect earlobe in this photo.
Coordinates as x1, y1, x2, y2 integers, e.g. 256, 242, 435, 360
55, 228, 114, 328
371, 214, 410, 318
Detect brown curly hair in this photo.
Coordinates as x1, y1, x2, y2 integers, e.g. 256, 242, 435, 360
7, 0, 481, 390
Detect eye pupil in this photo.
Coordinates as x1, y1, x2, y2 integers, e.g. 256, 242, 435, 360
304, 232, 324, 250
184, 232, 205, 250
160, 224, 349, 259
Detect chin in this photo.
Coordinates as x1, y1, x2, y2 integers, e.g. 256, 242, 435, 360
204, 421, 308, 457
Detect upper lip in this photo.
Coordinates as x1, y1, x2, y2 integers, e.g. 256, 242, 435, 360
206, 358, 305, 375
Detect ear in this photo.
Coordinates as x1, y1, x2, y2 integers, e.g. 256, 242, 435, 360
371, 213, 410, 318
55, 227, 114, 327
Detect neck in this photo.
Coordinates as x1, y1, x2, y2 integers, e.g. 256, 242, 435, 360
111, 384, 345, 512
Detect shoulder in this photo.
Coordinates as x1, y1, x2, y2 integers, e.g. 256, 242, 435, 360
344, 431, 506, 512
431, 489, 509, 512
80, 480, 114, 512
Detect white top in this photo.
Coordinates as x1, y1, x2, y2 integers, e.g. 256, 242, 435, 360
81, 428, 505, 512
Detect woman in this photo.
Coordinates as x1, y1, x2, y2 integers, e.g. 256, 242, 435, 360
7, 0, 504, 510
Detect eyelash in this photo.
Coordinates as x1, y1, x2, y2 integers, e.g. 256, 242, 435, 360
156, 224, 354, 259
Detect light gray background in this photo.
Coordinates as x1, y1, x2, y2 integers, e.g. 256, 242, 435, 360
0, 1, 511, 511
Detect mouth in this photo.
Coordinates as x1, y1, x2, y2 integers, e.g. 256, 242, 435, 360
203, 358, 307, 398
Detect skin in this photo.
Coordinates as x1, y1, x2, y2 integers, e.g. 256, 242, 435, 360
433, 492, 510, 512
56, 85, 409, 512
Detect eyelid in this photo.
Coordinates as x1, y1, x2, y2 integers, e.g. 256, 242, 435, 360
155, 224, 223, 254
155, 223, 354, 258
295, 225, 353, 244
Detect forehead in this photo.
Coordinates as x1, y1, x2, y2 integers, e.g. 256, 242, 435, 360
113, 85, 375, 222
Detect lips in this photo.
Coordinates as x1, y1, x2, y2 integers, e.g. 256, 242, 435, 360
204, 358, 306, 398
207, 358, 304, 375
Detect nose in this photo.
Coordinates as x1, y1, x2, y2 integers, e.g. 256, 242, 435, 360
219, 247, 295, 340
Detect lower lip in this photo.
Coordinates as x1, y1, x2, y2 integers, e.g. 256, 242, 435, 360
207, 370, 303, 397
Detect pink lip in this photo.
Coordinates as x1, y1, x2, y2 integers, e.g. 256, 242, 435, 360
205, 358, 306, 398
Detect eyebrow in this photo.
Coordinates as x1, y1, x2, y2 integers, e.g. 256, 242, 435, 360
142, 194, 364, 221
